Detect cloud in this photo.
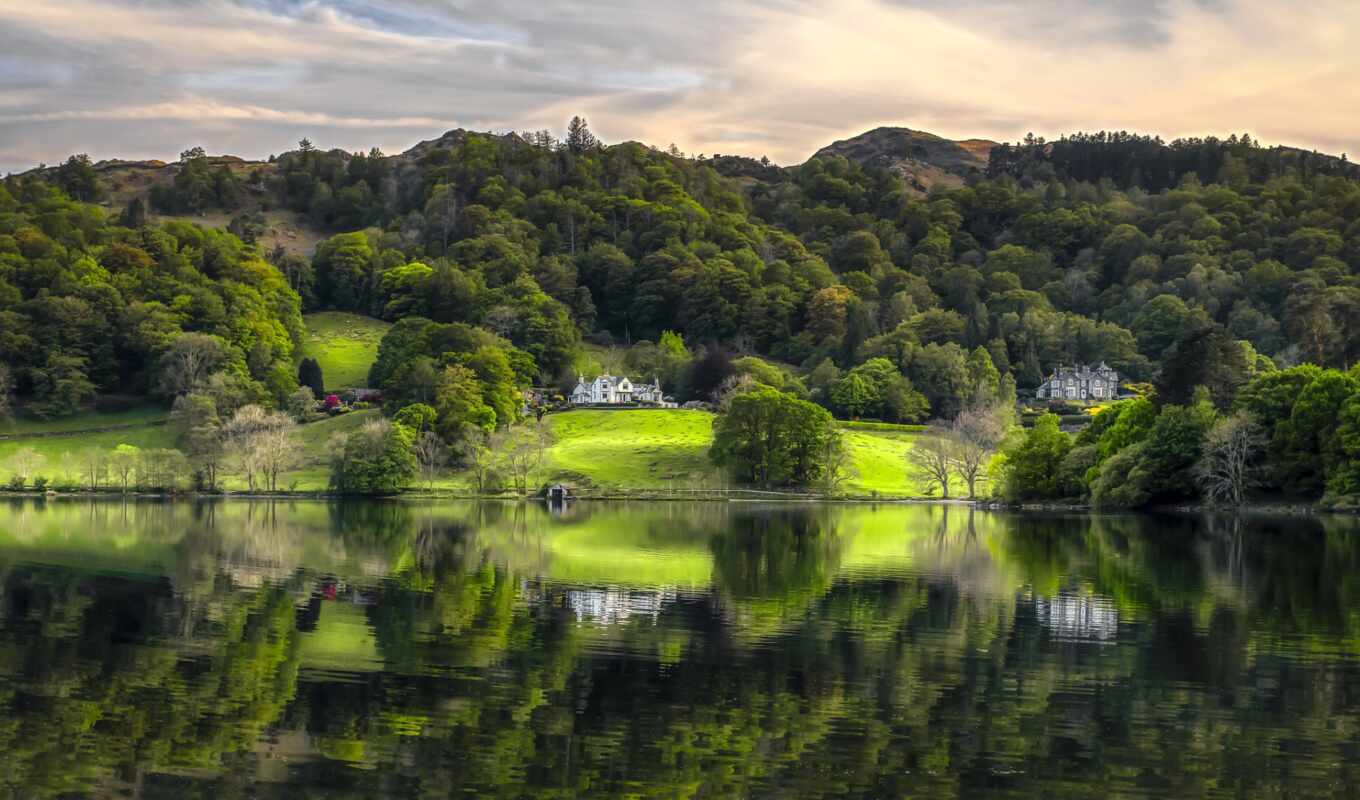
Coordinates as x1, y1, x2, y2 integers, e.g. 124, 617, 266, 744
4, 99, 451, 129
0, 0, 1356, 173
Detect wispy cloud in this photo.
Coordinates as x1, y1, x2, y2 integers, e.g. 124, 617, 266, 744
0, 0, 1355, 173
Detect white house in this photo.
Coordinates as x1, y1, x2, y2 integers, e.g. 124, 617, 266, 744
570, 373, 667, 405
1035, 362, 1120, 402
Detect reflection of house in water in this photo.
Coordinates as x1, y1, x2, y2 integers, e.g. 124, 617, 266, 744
566, 587, 677, 625
1033, 592, 1119, 641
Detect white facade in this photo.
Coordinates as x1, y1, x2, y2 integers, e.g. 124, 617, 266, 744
570, 373, 665, 405
1036, 362, 1120, 401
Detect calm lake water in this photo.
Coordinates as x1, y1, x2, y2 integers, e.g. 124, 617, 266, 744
1, 499, 1359, 798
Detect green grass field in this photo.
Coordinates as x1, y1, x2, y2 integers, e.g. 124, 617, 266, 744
0, 406, 378, 490
534, 409, 927, 496
0, 404, 930, 497
541, 409, 717, 490
0, 422, 177, 483
0, 405, 168, 436
301, 312, 391, 391
839, 428, 923, 495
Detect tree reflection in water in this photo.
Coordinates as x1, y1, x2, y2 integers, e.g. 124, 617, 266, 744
1, 499, 1360, 797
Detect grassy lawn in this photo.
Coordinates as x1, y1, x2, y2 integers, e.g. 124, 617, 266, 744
533, 408, 927, 496
0, 424, 177, 482
301, 312, 391, 391
541, 409, 718, 490
0, 405, 930, 497
0, 405, 169, 436
0, 408, 377, 490
840, 428, 925, 496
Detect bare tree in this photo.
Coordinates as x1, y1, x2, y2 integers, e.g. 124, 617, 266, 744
412, 430, 448, 490
502, 426, 546, 496
6, 447, 46, 483
949, 404, 1008, 499
221, 405, 293, 492
108, 445, 139, 492
461, 428, 497, 494
905, 426, 955, 499
1195, 412, 1265, 506
255, 424, 298, 493
80, 448, 106, 490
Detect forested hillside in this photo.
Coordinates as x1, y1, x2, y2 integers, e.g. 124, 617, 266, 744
3, 119, 1359, 502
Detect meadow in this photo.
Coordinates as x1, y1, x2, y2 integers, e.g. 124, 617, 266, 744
0, 407, 932, 498
535, 409, 928, 497
300, 312, 391, 391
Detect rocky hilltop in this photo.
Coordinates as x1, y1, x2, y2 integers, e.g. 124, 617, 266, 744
810, 127, 998, 193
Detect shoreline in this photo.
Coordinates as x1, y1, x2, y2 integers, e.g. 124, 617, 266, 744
0, 489, 1340, 515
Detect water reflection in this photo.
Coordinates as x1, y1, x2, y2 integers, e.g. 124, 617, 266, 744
1, 499, 1360, 797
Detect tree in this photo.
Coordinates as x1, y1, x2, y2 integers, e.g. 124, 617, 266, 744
412, 430, 448, 490
30, 354, 96, 419
394, 403, 438, 433
949, 403, 1008, 498
108, 444, 140, 492
817, 432, 856, 495
0, 364, 11, 421
56, 154, 99, 201
460, 428, 498, 494
709, 388, 836, 487
221, 405, 294, 492
286, 386, 316, 422
1001, 414, 1073, 501
79, 448, 106, 491
830, 373, 874, 419
905, 427, 955, 498
158, 334, 229, 397
5, 447, 46, 485
298, 358, 325, 398
120, 196, 148, 228
255, 423, 298, 492
330, 418, 417, 495
501, 426, 547, 496
434, 364, 496, 442
170, 393, 224, 490
566, 116, 598, 154
1195, 412, 1265, 506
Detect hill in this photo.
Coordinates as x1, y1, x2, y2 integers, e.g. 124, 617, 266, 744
809, 127, 997, 193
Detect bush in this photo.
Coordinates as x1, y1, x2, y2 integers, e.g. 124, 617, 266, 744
7, 476, 24, 491
32, 476, 49, 491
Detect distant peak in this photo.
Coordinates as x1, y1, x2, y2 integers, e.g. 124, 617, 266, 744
810, 127, 998, 194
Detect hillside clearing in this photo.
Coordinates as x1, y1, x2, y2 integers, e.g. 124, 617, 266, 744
301, 312, 391, 391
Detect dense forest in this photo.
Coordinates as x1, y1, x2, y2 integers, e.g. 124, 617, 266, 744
3, 119, 1359, 503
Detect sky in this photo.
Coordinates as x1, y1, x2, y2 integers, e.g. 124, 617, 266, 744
0, 0, 1357, 173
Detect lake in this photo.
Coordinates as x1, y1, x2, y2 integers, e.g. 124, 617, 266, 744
1, 499, 1359, 798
